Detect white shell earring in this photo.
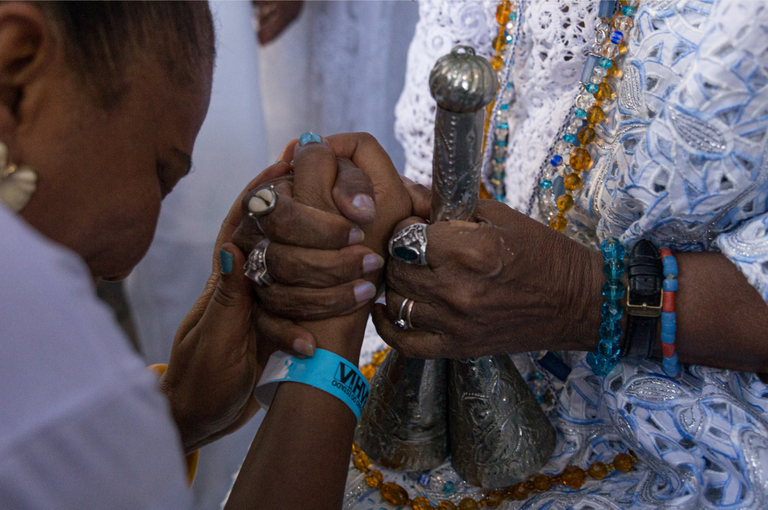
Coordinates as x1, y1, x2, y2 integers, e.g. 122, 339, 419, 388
0, 142, 37, 212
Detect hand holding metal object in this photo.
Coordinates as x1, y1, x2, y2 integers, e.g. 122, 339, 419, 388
431, 46, 556, 487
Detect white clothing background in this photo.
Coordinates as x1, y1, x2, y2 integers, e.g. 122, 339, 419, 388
0, 203, 192, 510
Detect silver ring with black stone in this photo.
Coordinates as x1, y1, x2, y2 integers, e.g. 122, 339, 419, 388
388, 223, 428, 265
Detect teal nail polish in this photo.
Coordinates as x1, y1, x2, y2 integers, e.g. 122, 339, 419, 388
299, 131, 321, 146
219, 249, 233, 275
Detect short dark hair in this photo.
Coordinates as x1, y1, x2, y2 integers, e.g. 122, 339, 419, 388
38, 1, 216, 106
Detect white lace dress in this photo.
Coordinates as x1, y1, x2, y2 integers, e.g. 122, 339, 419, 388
349, 1, 768, 509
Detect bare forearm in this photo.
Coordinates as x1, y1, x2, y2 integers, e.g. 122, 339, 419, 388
224, 312, 369, 510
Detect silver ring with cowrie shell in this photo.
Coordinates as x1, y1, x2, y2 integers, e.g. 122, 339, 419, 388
247, 186, 277, 217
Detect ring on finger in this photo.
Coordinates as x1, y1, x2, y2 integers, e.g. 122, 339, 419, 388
244, 238, 274, 287
389, 223, 428, 265
247, 185, 277, 218
395, 298, 415, 330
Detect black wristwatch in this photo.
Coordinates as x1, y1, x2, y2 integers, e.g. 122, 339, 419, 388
620, 240, 663, 360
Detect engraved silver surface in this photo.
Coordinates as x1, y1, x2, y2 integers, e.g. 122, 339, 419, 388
355, 350, 449, 471
243, 238, 273, 287
448, 356, 557, 488
389, 223, 428, 265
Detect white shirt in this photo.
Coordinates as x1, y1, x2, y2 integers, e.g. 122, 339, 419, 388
0, 205, 191, 509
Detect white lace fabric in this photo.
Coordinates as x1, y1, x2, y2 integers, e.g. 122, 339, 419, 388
350, 1, 768, 509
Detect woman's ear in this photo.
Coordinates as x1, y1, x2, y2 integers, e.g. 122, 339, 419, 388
0, 3, 51, 136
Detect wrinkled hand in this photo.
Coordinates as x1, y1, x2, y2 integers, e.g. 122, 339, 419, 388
233, 133, 413, 361
373, 190, 604, 359
254, 1, 303, 45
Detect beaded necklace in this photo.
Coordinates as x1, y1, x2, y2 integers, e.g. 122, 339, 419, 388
352, 347, 638, 509
479, 0, 523, 202
533, 0, 639, 232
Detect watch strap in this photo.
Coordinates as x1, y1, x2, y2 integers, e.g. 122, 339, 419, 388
620, 240, 663, 361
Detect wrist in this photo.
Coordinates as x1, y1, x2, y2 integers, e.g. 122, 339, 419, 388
300, 308, 369, 366
560, 244, 606, 352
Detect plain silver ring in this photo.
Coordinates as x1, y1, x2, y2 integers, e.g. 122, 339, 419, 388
395, 298, 415, 330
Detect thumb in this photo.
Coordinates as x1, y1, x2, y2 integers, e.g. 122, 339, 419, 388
209, 243, 253, 324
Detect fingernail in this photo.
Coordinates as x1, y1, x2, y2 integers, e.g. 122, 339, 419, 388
298, 131, 322, 146
293, 338, 315, 357
354, 281, 377, 303
349, 226, 365, 245
400, 173, 415, 185
219, 249, 233, 275
352, 193, 375, 217
363, 253, 385, 273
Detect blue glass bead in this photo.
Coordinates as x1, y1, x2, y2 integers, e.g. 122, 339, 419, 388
599, 58, 613, 68
500, 103, 510, 111
580, 54, 600, 84
553, 175, 566, 198
418, 474, 431, 487
550, 155, 563, 167
622, 5, 636, 16
540, 179, 553, 189
600, 238, 626, 261
587, 351, 616, 376
661, 311, 675, 324
510, 12, 518, 21
598, 339, 620, 357
610, 31, 624, 44
493, 157, 504, 164
602, 280, 626, 300
663, 278, 678, 291
586, 83, 598, 94
601, 300, 624, 322
663, 354, 680, 377
497, 121, 509, 130
598, 0, 616, 18
662, 257, 678, 277
443, 481, 455, 494
661, 331, 676, 344
603, 259, 626, 280
575, 108, 587, 119
563, 133, 578, 143
599, 321, 622, 342
495, 139, 507, 147
505, 32, 514, 43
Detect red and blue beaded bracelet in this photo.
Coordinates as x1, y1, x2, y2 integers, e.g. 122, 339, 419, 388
660, 247, 680, 377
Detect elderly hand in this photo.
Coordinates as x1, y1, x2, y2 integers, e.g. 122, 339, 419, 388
233, 133, 413, 360
373, 190, 604, 359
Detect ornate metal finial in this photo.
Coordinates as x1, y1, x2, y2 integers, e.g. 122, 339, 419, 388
429, 46, 497, 113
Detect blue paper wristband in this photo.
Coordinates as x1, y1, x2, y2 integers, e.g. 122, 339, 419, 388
254, 349, 369, 420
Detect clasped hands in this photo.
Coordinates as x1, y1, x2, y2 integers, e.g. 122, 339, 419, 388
160, 132, 603, 453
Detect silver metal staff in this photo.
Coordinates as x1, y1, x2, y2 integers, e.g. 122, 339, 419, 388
429, 46, 556, 488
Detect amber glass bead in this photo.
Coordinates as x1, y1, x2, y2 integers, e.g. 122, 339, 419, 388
606, 65, 622, 79
588, 461, 608, 480
438, 502, 457, 510
586, 105, 605, 125
411, 496, 432, 510
381, 482, 409, 506
361, 365, 376, 380
614, 453, 633, 472
493, 30, 507, 51
371, 350, 387, 366
490, 55, 504, 71
618, 42, 628, 54
595, 82, 613, 102
479, 182, 493, 199
352, 443, 361, 454
561, 466, 587, 489
458, 498, 478, 510
353, 452, 372, 472
577, 126, 596, 145
570, 147, 592, 172
556, 193, 574, 212
550, 214, 567, 232
495, 0, 511, 24
532, 474, 552, 491
510, 483, 531, 500
483, 491, 504, 507
564, 173, 581, 191
366, 470, 383, 488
